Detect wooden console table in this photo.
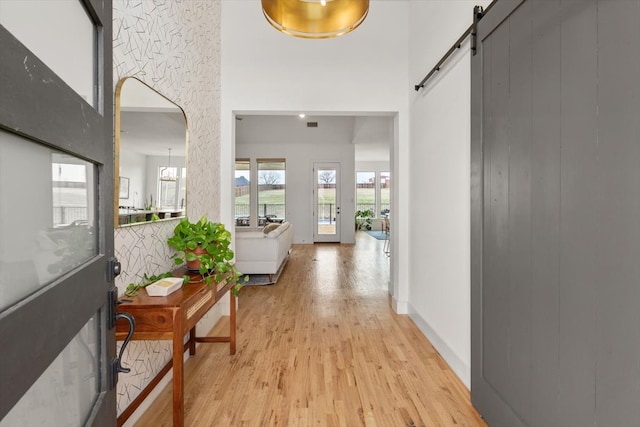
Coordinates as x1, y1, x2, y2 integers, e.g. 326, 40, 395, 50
115, 269, 236, 426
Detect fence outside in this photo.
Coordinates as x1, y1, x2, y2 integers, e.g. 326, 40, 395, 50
235, 203, 285, 222
53, 206, 88, 226
356, 203, 390, 216
235, 203, 390, 223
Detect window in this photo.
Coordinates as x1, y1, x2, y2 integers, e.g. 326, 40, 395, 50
356, 171, 376, 216
380, 171, 390, 217
235, 159, 251, 227
157, 166, 186, 210
52, 157, 91, 227
257, 159, 285, 226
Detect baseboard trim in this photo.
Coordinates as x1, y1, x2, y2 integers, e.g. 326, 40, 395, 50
407, 304, 470, 389
391, 295, 408, 314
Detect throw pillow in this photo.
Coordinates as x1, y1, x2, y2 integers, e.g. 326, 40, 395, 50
263, 223, 280, 235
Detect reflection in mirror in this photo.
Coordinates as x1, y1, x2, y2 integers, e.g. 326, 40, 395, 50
115, 78, 187, 227
1, 130, 96, 311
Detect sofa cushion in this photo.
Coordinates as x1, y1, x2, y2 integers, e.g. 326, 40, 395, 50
263, 223, 280, 235
266, 221, 290, 239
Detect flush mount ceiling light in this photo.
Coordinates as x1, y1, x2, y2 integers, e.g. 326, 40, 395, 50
261, 0, 369, 39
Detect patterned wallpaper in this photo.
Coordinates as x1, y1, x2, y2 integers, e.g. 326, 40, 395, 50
112, 0, 222, 414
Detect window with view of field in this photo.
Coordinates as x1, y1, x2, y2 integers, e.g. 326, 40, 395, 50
235, 160, 250, 226
355, 171, 390, 218
257, 159, 285, 225
356, 171, 376, 215
380, 171, 390, 216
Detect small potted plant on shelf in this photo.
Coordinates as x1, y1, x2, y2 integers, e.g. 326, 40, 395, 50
167, 215, 246, 295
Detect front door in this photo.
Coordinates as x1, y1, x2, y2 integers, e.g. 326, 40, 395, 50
313, 163, 341, 242
0, 1, 117, 425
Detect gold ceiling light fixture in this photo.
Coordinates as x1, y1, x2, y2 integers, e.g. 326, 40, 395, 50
261, 0, 369, 39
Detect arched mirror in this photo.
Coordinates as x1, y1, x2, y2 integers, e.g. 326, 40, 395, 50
115, 77, 187, 227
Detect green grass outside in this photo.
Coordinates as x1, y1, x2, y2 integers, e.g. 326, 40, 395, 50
235, 188, 389, 205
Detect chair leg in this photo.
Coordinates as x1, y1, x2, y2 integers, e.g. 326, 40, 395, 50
383, 233, 390, 255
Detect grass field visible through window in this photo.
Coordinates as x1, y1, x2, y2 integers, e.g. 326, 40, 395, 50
235, 188, 389, 217
235, 188, 389, 205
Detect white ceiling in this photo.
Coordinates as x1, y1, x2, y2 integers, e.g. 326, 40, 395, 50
118, 78, 391, 162
120, 111, 186, 156
235, 114, 392, 162
118, 77, 186, 157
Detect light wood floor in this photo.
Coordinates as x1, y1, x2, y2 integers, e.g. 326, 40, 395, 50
134, 232, 487, 427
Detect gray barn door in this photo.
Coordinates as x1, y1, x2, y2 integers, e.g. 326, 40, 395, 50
470, 0, 640, 426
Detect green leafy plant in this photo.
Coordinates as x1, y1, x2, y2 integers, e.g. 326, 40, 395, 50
355, 208, 373, 231
124, 272, 188, 297
167, 215, 247, 295
144, 193, 154, 210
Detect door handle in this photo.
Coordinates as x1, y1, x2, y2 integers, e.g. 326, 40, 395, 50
114, 312, 135, 373
109, 311, 135, 389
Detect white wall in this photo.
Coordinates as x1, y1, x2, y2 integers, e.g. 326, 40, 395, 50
118, 148, 146, 208
221, 0, 411, 313
408, 0, 491, 388
236, 142, 355, 243
355, 161, 389, 171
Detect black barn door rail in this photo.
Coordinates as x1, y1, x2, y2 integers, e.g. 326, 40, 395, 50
414, 3, 494, 91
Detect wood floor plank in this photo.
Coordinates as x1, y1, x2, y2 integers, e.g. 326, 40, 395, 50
133, 233, 486, 426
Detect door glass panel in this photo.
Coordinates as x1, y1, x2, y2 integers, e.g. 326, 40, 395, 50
0, 130, 97, 311
317, 168, 337, 235
0, 314, 101, 426
0, 0, 96, 107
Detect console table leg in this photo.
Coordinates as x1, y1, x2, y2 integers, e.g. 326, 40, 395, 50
173, 312, 184, 427
230, 291, 236, 355
189, 326, 196, 356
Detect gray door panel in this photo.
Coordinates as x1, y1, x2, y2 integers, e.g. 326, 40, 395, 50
471, 0, 640, 425
0, 0, 115, 423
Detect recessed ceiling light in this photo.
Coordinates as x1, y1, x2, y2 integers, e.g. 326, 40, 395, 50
299, 113, 306, 118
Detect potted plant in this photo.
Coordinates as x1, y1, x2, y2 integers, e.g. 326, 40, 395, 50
355, 208, 373, 231
167, 215, 246, 295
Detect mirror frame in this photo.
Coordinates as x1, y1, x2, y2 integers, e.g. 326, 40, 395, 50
114, 77, 188, 228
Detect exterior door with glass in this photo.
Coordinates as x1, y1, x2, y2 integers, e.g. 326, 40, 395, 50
0, 1, 118, 425
314, 163, 341, 242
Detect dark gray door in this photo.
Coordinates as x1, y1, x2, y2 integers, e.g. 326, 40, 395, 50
471, 0, 640, 425
0, 0, 116, 425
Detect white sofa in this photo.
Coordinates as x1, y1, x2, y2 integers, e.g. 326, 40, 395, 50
234, 222, 293, 281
